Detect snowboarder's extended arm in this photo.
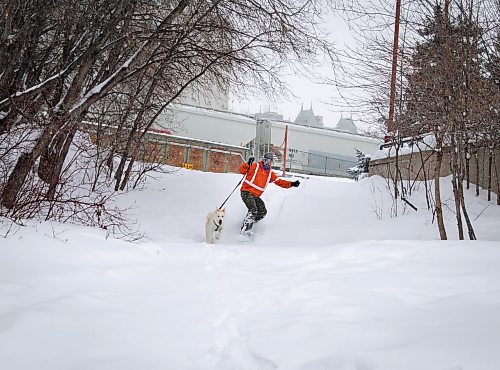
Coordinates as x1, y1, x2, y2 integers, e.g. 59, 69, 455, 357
270, 172, 300, 188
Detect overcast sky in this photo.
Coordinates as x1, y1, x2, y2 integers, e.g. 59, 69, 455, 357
230, 11, 357, 129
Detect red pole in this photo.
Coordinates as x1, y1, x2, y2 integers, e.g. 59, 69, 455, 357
282, 125, 288, 176
387, 0, 402, 140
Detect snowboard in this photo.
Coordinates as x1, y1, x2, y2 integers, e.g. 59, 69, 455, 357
237, 231, 255, 243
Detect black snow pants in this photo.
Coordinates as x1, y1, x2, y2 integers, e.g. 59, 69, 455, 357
240, 191, 267, 231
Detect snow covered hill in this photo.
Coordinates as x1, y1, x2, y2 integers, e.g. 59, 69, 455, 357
1, 168, 500, 370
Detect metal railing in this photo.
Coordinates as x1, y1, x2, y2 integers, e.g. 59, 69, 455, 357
273, 148, 357, 178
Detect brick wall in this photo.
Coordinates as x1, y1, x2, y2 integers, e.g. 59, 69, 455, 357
83, 123, 250, 173
166, 142, 187, 168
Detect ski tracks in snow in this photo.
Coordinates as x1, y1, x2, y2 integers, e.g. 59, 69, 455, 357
187, 289, 277, 370
190, 310, 277, 370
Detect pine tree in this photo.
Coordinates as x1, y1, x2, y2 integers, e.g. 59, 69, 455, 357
400, 5, 453, 137
398, 3, 494, 240
400, 4, 493, 139
347, 149, 370, 181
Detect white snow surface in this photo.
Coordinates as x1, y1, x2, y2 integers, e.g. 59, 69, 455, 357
1, 169, 500, 370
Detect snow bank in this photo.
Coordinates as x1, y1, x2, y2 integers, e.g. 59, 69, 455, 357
1, 169, 499, 370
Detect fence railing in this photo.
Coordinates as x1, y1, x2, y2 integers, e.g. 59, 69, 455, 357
81, 122, 250, 173
273, 148, 357, 178
81, 122, 359, 177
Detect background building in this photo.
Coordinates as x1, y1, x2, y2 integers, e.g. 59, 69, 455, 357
156, 105, 381, 177
335, 116, 358, 134
293, 104, 323, 128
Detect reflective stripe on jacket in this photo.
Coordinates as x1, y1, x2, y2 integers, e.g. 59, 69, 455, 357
239, 161, 292, 197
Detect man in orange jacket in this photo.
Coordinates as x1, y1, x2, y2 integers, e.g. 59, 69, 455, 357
239, 152, 300, 234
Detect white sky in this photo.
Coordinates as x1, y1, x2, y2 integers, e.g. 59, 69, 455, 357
230, 11, 357, 129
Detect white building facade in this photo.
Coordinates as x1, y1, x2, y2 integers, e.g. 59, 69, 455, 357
156, 104, 381, 177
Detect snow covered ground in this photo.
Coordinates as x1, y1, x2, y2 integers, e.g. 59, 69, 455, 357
1, 168, 500, 370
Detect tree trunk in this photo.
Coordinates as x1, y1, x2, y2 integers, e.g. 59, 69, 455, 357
465, 144, 470, 190
120, 157, 135, 191
451, 177, 464, 239
394, 142, 400, 200
488, 148, 492, 201
0, 153, 35, 209
495, 150, 500, 206
451, 134, 464, 240
0, 110, 17, 136
114, 129, 138, 191
418, 147, 432, 210
456, 132, 474, 240
43, 125, 77, 200
475, 150, 479, 197
434, 143, 447, 240
38, 132, 67, 185
1, 119, 60, 208
459, 179, 476, 240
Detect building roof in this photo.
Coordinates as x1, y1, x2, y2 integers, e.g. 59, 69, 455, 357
255, 111, 284, 121
335, 117, 358, 134
294, 104, 323, 128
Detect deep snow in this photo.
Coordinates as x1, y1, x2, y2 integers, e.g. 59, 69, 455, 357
1, 168, 500, 370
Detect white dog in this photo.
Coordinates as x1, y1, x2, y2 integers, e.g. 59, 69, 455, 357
205, 208, 226, 244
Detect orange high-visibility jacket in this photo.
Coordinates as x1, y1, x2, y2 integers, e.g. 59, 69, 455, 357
239, 161, 292, 197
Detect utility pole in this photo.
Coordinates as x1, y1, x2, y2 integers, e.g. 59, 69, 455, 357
282, 125, 288, 176
386, 0, 402, 141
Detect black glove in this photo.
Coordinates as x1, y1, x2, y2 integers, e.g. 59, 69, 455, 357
247, 157, 255, 166
291, 180, 300, 187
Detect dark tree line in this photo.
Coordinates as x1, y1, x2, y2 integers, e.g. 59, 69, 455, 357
332, 0, 499, 239
399, 0, 499, 239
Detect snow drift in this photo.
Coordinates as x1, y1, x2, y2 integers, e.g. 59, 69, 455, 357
1, 168, 500, 370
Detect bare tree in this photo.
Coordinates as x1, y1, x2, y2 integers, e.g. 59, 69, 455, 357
332, 0, 499, 239
0, 0, 336, 229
